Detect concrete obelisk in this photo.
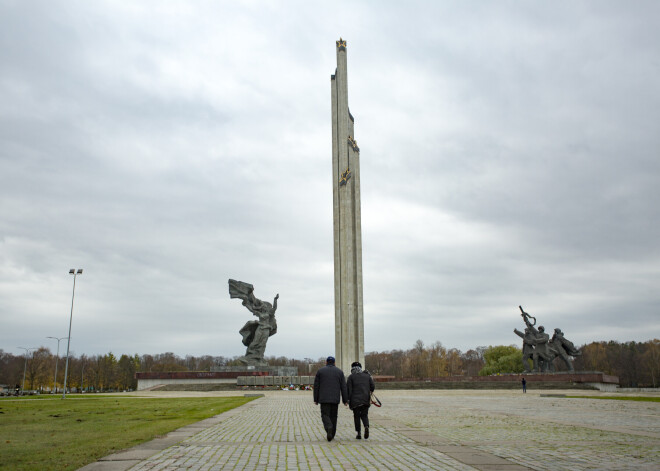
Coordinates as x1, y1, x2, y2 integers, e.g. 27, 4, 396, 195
331, 38, 365, 374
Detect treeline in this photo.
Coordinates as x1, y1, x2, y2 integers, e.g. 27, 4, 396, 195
365, 340, 486, 378
1, 339, 658, 392
574, 340, 660, 387
0, 349, 326, 392
469, 340, 660, 387
366, 339, 659, 386
0, 349, 142, 392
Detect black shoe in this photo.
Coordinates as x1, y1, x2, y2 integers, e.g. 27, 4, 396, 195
356, 433, 361, 439
364, 427, 369, 439
327, 431, 333, 441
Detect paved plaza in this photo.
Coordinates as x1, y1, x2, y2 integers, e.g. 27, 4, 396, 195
81, 389, 660, 471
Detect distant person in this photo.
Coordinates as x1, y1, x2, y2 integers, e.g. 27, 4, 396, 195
522, 376, 527, 393
313, 356, 348, 441
347, 361, 375, 439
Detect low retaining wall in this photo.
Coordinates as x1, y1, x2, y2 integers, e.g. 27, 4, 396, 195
135, 371, 264, 391
237, 376, 314, 386
373, 372, 619, 391
373, 381, 599, 390
377, 372, 619, 384
138, 378, 236, 390
211, 366, 299, 376
137, 371, 621, 391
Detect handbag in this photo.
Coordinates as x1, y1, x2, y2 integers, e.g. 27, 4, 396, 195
370, 392, 382, 407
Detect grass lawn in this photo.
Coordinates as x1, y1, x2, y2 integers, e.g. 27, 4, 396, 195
0, 395, 255, 471
566, 395, 660, 402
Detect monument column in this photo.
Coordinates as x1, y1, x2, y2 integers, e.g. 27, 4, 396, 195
331, 38, 365, 374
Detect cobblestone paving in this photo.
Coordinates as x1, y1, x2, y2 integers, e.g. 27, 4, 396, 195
129, 395, 477, 471
126, 390, 660, 471
372, 390, 660, 471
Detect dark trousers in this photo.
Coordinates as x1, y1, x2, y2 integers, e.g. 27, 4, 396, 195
320, 403, 339, 436
352, 404, 370, 432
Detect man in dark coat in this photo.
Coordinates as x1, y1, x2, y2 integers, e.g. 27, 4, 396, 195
313, 356, 348, 441
347, 361, 375, 439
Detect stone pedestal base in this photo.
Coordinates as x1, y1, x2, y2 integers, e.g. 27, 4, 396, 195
373, 372, 620, 391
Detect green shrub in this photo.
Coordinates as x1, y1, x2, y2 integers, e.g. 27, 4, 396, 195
478, 345, 524, 375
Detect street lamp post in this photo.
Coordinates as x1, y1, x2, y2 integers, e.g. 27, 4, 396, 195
62, 268, 83, 399
46, 336, 68, 394
17, 347, 37, 394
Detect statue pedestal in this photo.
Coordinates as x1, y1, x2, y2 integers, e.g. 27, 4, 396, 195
372, 372, 620, 391
211, 365, 298, 376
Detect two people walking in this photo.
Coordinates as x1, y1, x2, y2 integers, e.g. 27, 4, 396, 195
313, 356, 375, 441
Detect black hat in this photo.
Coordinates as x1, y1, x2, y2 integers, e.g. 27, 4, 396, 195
326, 356, 335, 364
351, 361, 361, 368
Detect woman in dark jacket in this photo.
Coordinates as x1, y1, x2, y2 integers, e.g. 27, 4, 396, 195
346, 361, 375, 439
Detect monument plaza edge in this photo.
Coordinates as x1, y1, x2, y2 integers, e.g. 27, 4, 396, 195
331, 38, 365, 374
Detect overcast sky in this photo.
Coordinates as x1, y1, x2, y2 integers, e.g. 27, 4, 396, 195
2, 1, 659, 362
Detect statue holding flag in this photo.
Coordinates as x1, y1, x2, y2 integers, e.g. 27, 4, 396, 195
228, 279, 278, 366
515, 306, 580, 372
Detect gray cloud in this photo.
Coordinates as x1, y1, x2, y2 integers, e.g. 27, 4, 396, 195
2, 1, 659, 359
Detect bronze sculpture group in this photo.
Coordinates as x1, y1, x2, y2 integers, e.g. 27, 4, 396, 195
514, 306, 580, 372
228, 279, 278, 366
225, 282, 582, 373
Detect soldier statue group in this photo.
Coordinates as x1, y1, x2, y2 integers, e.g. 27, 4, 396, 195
514, 306, 581, 372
